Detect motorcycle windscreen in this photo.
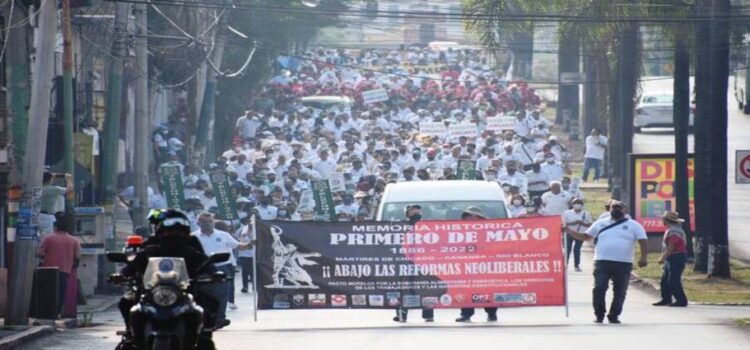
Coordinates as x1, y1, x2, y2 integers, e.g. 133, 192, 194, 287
143, 257, 190, 290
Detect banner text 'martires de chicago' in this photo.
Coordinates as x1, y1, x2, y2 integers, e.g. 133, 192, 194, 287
256, 217, 565, 310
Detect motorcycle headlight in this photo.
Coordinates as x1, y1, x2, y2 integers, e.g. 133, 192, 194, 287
151, 286, 179, 307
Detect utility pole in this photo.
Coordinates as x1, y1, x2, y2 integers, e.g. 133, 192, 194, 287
196, 11, 228, 165
100, 2, 129, 206
672, 37, 694, 259
6, 0, 30, 182
61, 0, 75, 231
611, 17, 638, 201
6, 0, 57, 325
132, 2, 148, 229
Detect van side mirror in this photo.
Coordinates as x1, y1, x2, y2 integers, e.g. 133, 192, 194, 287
208, 252, 231, 264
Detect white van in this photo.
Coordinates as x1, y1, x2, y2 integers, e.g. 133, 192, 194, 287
376, 181, 511, 221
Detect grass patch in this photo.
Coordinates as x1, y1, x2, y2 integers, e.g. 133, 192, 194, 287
736, 318, 750, 328
583, 186, 750, 304
635, 247, 750, 304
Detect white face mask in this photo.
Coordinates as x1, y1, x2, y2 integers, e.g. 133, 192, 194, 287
573, 204, 583, 210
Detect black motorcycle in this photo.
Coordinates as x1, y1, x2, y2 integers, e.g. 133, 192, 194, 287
108, 252, 229, 350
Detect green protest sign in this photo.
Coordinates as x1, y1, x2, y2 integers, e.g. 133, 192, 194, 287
456, 160, 477, 180
159, 164, 185, 209
311, 179, 337, 222
209, 170, 239, 220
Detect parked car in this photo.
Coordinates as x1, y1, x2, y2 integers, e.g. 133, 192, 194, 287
634, 93, 695, 133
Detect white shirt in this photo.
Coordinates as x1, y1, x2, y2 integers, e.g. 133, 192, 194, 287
235, 225, 255, 258
585, 218, 647, 263
313, 158, 337, 179
335, 203, 360, 217
192, 229, 240, 266
526, 171, 550, 192
584, 135, 608, 160
541, 191, 572, 215
540, 162, 565, 182
562, 209, 594, 235
256, 205, 279, 221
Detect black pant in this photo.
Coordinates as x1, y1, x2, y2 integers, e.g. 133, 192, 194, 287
566, 235, 583, 268
460, 307, 497, 318
396, 307, 434, 320
593, 260, 632, 318
58, 272, 69, 315
237, 257, 254, 290
660, 253, 688, 304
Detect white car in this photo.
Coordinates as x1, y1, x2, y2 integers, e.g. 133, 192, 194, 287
634, 93, 694, 132
376, 181, 511, 221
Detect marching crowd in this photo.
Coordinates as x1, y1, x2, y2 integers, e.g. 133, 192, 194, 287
129, 47, 688, 326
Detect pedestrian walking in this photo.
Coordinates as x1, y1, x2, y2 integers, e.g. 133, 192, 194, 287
192, 212, 252, 328
653, 211, 689, 307
455, 206, 498, 323
570, 200, 648, 324
582, 128, 607, 182
394, 204, 434, 323
37, 213, 81, 317
562, 198, 593, 272
236, 216, 256, 294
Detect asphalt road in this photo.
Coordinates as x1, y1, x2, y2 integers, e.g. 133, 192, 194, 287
634, 76, 750, 261
19, 248, 750, 350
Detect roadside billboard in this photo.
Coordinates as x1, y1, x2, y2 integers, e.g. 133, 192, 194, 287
629, 154, 695, 233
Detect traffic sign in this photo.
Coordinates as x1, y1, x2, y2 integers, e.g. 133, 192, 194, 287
737, 150, 750, 184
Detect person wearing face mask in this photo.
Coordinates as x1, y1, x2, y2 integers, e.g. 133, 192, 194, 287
562, 198, 593, 272
335, 193, 359, 220
561, 176, 585, 201
393, 205, 435, 323
541, 182, 572, 216
199, 188, 218, 211
519, 196, 543, 218
540, 154, 565, 183
525, 163, 550, 199
255, 196, 279, 220
569, 201, 648, 324
508, 194, 526, 218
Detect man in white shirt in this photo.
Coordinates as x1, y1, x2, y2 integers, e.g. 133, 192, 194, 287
235, 111, 261, 140
541, 182, 572, 215
561, 198, 593, 271
540, 155, 565, 182
234, 218, 256, 294
570, 201, 648, 324
255, 197, 279, 221
583, 128, 608, 182
525, 163, 550, 199
334, 194, 360, 221
192, 212, 251, 324
313, 149, 337, 179
228, 154, 253, 181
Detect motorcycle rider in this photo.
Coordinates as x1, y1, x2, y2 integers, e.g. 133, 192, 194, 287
116, 209, 220, 350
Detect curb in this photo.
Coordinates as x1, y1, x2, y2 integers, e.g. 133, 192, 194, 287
79, 296, 121, 314
630, 271, 750, 307
0, 326, 54, 350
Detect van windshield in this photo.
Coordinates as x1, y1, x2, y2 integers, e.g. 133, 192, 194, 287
380, 201, 508, 222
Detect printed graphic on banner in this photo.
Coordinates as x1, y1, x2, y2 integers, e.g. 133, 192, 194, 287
160, 164, 185, 209
419, 122, 447, 136
456, 160, 477, 180
630, 154, 695, 233
449, 123, 478, 138
328, 173, 346, 193
486, 117, 516, 131
311, 180, 337, 222
256, 218, 565, 309
361, 88, 390, 105
209, 170, 239, 220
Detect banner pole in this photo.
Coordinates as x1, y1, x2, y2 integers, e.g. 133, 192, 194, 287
252, 215, 258, 322
563, 229, 569, 318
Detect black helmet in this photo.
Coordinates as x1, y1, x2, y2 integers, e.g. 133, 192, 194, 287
153, 209, 191, 236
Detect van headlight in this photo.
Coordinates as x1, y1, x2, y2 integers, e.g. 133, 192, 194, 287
151, 286, 179, 307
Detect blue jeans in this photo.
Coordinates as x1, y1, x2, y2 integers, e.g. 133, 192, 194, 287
206, 264, 233, 323
583, 158, 602, 181
660, 253, 688, 304
593, 260, 632, 318
566, 235, 583, 268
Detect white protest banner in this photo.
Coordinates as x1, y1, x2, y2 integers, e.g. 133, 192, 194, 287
329, 172, 347, 193
449, 122, 478, 138
486, 117, 516, 131
361, 88, 389, 105
419, 122, 447, 136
